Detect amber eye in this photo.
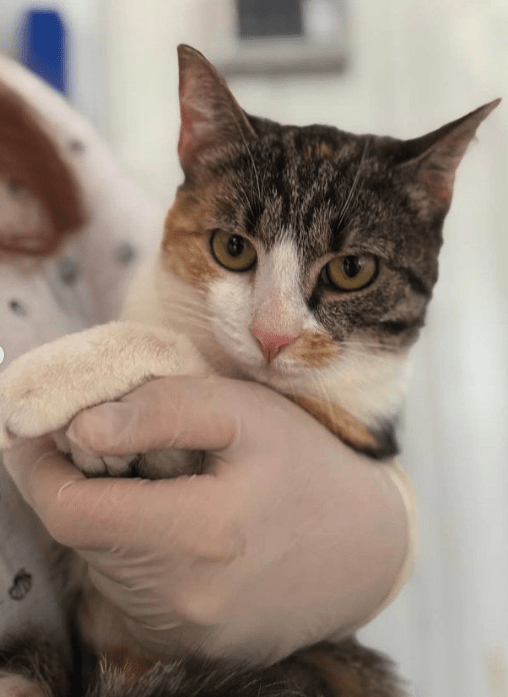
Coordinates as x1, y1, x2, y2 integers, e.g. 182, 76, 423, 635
324, 254, 378, 291
210, 230, 257, 271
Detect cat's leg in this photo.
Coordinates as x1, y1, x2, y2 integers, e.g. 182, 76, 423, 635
0, 321, 209, 476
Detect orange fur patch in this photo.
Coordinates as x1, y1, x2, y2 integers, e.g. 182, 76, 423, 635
162, 189, 220, 289
298, 645, 364, 697
288, 330, 337, 367
303, 142, 334, 162
291, 393, 378, 451
318, 142, 333, 158
103, 646, 158, 682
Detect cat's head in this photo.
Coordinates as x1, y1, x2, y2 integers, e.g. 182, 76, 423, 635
161, 45, 498, 456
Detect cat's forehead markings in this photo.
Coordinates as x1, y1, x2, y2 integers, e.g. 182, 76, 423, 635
301, 140, 334, 163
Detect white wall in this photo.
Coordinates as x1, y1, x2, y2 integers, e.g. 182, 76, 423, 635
0, 0, 105, 129
96, 0, 408, 201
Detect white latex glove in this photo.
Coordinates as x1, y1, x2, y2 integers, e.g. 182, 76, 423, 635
4, 376, 409, 665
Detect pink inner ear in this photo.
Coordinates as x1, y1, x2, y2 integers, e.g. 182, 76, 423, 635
178, 71, 197, 164
419, 134, 469, 208
419, 169, 454, 208
178, 70, 214, 169
178, 101, 199, 164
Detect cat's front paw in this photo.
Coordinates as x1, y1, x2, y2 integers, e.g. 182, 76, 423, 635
0, 321, 209, 451
0, 326, 112, 449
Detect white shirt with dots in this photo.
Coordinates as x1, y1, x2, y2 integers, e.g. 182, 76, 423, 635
0, 55, 164, 648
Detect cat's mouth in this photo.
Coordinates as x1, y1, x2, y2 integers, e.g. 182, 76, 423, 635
236, 353, 321, 390
207, 340, 311, 386
204, 323, 337, 385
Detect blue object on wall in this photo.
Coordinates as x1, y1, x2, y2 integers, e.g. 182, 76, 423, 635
20, 9, 67, 94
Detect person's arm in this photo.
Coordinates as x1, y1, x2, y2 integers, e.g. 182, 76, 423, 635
4, 376, 410, 666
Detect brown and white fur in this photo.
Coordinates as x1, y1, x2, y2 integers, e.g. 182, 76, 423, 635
0, 46, 499, 696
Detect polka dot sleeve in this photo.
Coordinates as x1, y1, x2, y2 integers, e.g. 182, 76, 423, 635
0, 54, 164, 648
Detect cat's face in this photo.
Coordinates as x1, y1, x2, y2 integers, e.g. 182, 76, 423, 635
166, 128, 436, 374
160, 45, 498, 455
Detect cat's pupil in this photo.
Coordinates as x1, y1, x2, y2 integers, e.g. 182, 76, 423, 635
343, 256, 363, 278
227, 235, 245, 257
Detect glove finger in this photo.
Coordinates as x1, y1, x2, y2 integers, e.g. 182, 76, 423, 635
3, 435, 82, 506
4, 444, 245, 555
66, 375, 263, 456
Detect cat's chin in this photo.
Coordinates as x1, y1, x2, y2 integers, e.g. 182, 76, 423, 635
233, 359, 314, 391
204, 346, 307, 388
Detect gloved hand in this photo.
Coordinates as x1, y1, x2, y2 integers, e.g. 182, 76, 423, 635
4, 376, 409, 665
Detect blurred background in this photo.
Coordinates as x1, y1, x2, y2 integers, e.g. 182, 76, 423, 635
1, 1, 507, 695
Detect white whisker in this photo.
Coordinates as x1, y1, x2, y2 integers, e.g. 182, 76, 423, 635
231, 112, 262, 203
308, 368, 335, 424
341, 340, 393, 351
336, 138, 370, 228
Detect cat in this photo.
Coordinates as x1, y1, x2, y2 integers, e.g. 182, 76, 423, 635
0, 44, 499, 696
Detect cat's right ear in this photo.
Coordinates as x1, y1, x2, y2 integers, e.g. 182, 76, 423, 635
177, 45, 256, 176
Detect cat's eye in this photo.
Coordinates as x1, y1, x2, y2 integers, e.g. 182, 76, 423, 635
323, 254, 378, 291
210, 230, 257, 271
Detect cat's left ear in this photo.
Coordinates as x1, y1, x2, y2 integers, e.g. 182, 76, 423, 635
394, 99, 500, 211
177, 45, 257, 176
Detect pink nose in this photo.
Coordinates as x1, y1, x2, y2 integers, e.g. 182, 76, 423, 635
252, 329, 296, 363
